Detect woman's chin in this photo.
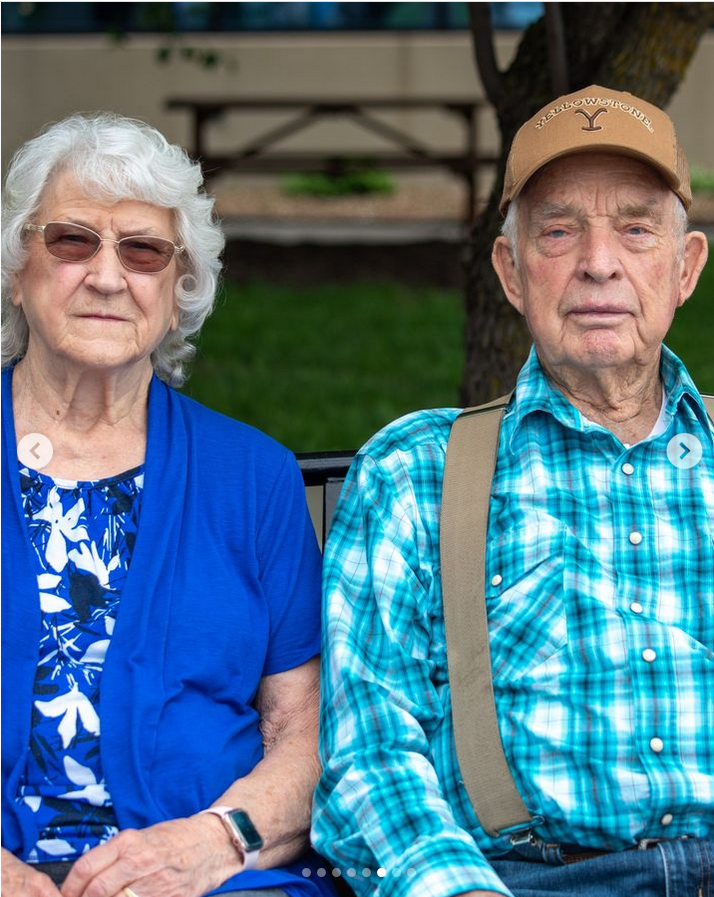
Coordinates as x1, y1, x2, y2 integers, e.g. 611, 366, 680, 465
53, 343, 145, 373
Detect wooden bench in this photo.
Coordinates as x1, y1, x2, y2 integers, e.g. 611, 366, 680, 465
166, 95, 497, 223
297, 450, 354, 549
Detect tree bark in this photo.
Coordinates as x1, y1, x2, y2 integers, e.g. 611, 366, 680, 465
461, 2, 714, 405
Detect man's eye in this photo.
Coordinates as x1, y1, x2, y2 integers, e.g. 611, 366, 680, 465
626, 226, 647, 236
545, 228, 568, 238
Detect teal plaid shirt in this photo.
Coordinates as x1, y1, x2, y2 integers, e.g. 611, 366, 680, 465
313, 345, 714, 897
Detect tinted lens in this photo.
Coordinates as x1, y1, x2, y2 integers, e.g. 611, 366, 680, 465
43, 222, 100, 261
118, 237, 176, 273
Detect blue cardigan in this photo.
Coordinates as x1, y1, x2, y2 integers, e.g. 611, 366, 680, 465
2, 367, 332, 896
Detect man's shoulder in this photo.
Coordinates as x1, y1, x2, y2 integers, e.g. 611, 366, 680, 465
354, 407, 462, 471
334, 409, 462, 533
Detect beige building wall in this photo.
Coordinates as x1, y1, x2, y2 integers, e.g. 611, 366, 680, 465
3, 31, 713, 179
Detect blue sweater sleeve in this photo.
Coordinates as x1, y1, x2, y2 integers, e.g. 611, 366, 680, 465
257, 450, 323, 676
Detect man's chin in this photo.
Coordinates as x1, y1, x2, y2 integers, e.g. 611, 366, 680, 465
544, 333, 642, 371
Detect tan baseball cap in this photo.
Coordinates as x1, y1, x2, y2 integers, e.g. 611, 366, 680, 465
500, 84, 691, 214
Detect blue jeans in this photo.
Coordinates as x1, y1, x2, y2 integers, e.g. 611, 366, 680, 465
490, 837, 712, 897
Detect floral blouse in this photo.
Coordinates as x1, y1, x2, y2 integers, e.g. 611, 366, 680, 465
16, 464, 144, 862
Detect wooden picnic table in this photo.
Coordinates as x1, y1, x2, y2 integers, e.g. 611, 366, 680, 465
166, 95, 497, 223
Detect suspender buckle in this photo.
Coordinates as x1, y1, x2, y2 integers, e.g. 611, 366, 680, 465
498, 816, 545, 846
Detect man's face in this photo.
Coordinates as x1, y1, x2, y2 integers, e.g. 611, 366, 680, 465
492, 153, 708, 376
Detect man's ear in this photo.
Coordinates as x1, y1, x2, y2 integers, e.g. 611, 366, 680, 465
676, 230, 708, 308
492, 236, 525, 315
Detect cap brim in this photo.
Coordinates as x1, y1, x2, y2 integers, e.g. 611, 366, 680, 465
501, 144, 687, 215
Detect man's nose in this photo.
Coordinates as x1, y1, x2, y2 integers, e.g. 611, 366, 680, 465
577, 228, 622, 282
83, 243, 127, 293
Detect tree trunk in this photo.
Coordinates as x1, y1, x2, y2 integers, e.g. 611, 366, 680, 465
461, 2, 714, 405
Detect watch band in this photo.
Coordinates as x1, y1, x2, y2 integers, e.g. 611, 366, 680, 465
198, 806, 262, 870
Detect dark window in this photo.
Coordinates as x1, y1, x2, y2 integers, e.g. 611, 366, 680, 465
1, 2, 544, 34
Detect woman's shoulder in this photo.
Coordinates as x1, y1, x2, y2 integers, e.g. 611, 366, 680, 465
160, 380, 294, 471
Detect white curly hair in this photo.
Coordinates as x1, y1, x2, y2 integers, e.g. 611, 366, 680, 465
1, 112, 225, 386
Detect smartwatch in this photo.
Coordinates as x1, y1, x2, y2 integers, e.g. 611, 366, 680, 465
199, 806, 264, 869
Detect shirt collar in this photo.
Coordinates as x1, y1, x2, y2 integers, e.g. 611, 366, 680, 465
659, 344, 711, 432
506, 343, 712, 451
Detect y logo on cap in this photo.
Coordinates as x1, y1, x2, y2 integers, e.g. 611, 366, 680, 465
575, 108, 607, 131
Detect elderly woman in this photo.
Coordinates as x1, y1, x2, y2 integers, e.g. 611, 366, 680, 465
1, 114, 335, 897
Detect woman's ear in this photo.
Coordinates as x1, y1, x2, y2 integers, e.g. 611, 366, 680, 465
10, 272, 24, 308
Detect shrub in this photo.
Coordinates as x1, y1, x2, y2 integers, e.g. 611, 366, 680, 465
281, 164, 396, 198
691, 167, 714, 195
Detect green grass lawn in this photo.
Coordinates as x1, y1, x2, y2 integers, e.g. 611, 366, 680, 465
185, 280, 465, 451
184, 252, 714, 453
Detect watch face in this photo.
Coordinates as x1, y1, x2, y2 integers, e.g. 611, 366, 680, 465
227, 809, 264, 852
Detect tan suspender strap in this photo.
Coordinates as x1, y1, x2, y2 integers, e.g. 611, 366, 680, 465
703, 395, 714, 421
440, 392, 535, 839
441, 390, 713, 839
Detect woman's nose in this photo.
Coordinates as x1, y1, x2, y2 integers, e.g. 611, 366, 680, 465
83, 242, 127, 293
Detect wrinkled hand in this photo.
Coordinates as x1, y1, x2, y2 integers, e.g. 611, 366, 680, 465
456, 892, 507, 897
60, 815, 236, 897
1, 848, 63, 897
455, 892, 507, 897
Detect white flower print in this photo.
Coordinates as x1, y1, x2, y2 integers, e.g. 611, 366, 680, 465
79, 639, 110, 666
33, 489, 89, 571
68, 541, 120, 588
20, 464, 143, 861
37, 573, 62, 590
60, 757, 110, 806
39, 593, 72, 614
34, 681, 100, 748
37, 572, 71, 613
34, 838, 74, 857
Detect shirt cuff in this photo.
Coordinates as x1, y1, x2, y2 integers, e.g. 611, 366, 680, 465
375, 835, 514, 897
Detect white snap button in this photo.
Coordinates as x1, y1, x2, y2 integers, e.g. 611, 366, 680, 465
661, 813, 673, 826
622, 463, 635, 476
491, 574, 503, 587
649, 737, 664, 753
629, 532, 643, 545
630, 602, 643, 614
642, 649, 657, 663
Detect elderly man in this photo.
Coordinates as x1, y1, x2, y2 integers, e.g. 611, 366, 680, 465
312, 86, 712, 897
